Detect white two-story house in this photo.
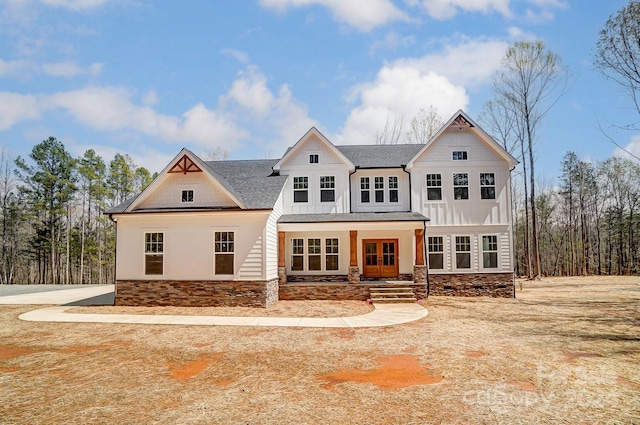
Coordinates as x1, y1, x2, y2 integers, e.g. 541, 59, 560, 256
108, 110, 518, 307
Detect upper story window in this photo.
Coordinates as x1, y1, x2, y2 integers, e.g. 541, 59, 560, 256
428, 236, 444, 270
293, 177, 308, 203
453, 173, 469, 200
181, 189, 194, 203
360, 177, 370, 203
144, 232, 163, 275
480, 173, 496, 199
320, 176, 335, 202
214, 231, 234, 275
453, 151, 468, 160
455, 236, 471, 269
426, 174, 442, 201
388, 177, 398, 203
375, 177, 384, 202
482, 235, 498, 268
309, 154, 319, 164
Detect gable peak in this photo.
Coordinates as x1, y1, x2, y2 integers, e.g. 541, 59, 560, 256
168, 154, 203, 175
449, 114, 474, 129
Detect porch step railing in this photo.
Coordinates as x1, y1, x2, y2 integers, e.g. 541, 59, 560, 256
369, 287, 416, 304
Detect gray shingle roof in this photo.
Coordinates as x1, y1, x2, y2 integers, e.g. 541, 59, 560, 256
336, 144, 424, 168
279, 212, 429, 223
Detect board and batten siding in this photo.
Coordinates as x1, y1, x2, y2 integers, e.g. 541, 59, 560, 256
350, 169, 410, 213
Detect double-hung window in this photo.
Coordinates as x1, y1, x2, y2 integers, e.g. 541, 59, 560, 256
480, 173, 496, 199
308, 238, 322, 271
388, 176, 398, 202
144, 232, 163, 275
325, 238, 339, 271
360, 177, 370, 203
428, 236, 444, 270
293, 177, 308, 203
214, 231, 234, 275
453, 173, 469, 200
320, 176, 335, 202
375, 177, 384, 202
455, 236, 471, 269
426, 174, 442, 201
482, 235, 498, 268
291, 239, 304, 271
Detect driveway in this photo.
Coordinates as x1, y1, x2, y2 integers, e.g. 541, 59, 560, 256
0, 284, 114, 305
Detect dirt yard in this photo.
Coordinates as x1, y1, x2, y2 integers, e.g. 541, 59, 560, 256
0, 276, 638, 424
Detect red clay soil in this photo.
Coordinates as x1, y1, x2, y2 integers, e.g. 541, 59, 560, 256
319, 354, 443, 390
616, 377, 640, 390
167, 353, 222, 380
464, 350, 485, 358
0, 345, 40, 360
508, 381, 537, 391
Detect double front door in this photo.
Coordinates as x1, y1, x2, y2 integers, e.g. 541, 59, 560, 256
363, 239, 398, 278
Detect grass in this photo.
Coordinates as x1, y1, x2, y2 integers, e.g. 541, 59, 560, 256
0, 276, 638, 424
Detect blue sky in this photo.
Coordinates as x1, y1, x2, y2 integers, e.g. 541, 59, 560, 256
1, 0, 638, 181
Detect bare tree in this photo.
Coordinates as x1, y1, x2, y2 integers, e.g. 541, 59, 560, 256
595, 1, 640, 121
376, 114, 405, 145
491, 40, 568, 278
405, 106, 444, 144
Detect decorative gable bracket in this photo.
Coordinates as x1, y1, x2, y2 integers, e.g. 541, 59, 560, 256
450, 114, 474, 128
168, 154, 203, 174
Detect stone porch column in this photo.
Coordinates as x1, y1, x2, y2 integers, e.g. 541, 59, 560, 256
348, 230, 360, 284
414, 228, 427, 284
278, 231, 287, 285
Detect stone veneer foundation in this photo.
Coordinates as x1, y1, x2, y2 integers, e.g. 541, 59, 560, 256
279, 282, 428, 301
115, 279, 279, 308
428, 272, 514, 298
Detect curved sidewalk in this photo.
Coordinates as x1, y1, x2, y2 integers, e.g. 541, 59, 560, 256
10, 285, 428, 328
19, 303, 428, 328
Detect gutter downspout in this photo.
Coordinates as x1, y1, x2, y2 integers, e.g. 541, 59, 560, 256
108, 214, 117, 305
402, 165, 412, 211
348, 167, 358, 213
424, 220, 430, 297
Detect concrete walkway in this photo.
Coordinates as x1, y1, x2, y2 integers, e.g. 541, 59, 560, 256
6, 285, 428, 328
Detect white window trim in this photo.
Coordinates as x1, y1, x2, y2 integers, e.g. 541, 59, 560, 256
481, 234, 500, 270
143, 231, 165, 276
425, 173, 444, 203
213, 229, 236, 276
181, 188, 194, 203
453, 234, 473, 271
480, 172, 496, 201
289, 236, 340, 273
427, 235, 445, 270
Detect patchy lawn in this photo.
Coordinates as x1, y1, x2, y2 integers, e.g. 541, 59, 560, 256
0, 276, 638, 424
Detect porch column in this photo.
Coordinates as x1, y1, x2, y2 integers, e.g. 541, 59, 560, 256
348, 230, 360, 284
278, 231, 287, 285
414, 228, 427, 284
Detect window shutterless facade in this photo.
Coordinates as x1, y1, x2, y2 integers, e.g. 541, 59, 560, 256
181, 189, 194, 203
293, 177, 308, 203
309, 154, 319, 164
290, 237, 339, 272
480, 173, 496, 199
325, 238, 339, 271
375, 177, 384, 202
144, 232, 163, 275
455, 236, 471, 269
291, 238, 304, 271
482, 235, 498, 268
428, 236, 444, 270
214, 231, 234, 275
453, 173, 469, 200
320, 176, 335, 202
388, 176, 398, 202
426, 174, 442, 201
308, 238, 321, 271
453, 150, 468, 160
360, 177, 370, 203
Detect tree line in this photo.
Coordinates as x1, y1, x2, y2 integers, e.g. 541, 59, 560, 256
0, 138, 153, 285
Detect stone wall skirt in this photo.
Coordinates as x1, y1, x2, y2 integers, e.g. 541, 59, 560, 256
115, 279, 279, 308
428, 272, 514, 298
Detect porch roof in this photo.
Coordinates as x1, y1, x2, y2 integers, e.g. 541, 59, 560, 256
278, 212, 429, 223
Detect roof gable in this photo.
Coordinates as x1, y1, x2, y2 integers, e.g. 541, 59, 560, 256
123, 149, 246, 212
273, 127, 355, 171
406, 110, 519, 169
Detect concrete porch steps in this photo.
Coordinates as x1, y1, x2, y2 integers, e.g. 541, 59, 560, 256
369, 287, 416, 304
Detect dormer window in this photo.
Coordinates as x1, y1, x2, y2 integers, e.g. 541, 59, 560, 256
309, 154, 319, 164
453, 151, 468, 160
181, 189, 194, 203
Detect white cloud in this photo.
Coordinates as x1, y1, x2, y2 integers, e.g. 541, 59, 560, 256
221, 48, 250, 64
409, 0, 511, 20
259, 0, 409, 31
337, 65, 468, 145
0, 58, 33, 77
394, 38, 509, 88
0, 92, 40, 130
42, 61, 104, 77
223, 66, 276, 117
614, 134, 640, 163
369, 31, 416, 55
142, 89, 158, 106
38, 0, 111, 10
